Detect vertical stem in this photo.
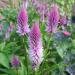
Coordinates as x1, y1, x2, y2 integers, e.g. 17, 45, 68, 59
33, 70, 35, 75
22, 36, 28, 75
16, 68, 19, 75
33, 70, 37, 75
46, 34, 52, 51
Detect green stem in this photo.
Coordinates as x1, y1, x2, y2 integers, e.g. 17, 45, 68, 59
45, 36, 52, 55
16, 68, 19, 75
47, 38, 51, 51
33, 70, 37, 75
41, 36, 52, 75
22, 36, 28, 75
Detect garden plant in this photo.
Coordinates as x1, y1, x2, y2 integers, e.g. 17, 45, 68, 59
0, 0, 75, 75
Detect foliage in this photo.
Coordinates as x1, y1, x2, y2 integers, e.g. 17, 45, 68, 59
0, 0, 75, 75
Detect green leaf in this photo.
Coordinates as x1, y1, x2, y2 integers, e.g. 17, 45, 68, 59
0, 42, 5, 51
18, 60, 27, 75
0, 53, 9, 68
56, 46, 67, 58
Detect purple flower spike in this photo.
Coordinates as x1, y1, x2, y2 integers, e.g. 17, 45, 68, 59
17, 7, 30, 36
46, 4, 59, 33
11, 55, 20, 68
29, 22, 43, 70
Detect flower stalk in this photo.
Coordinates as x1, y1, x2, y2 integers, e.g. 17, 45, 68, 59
22, 36, 29, 75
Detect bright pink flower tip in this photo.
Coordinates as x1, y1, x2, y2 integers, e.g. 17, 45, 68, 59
63, 31, 71, 36
19, 8, 28, 23
30, 23, 41, 39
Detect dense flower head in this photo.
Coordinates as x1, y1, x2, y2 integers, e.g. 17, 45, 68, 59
29, 22, 43, 70
17, 7, 30, 36
11, 55, 20, 68
46, 3, 59, 33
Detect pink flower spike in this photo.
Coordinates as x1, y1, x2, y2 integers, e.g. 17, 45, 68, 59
29, 22, 43, 70
63, 31, 71, 36
17, 7, 30, 36
46, 3, 59, 33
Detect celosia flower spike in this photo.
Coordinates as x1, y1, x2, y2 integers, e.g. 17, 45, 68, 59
17, 7, 30, 35
46, 4, 59, 33
29, 22, 43, 70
